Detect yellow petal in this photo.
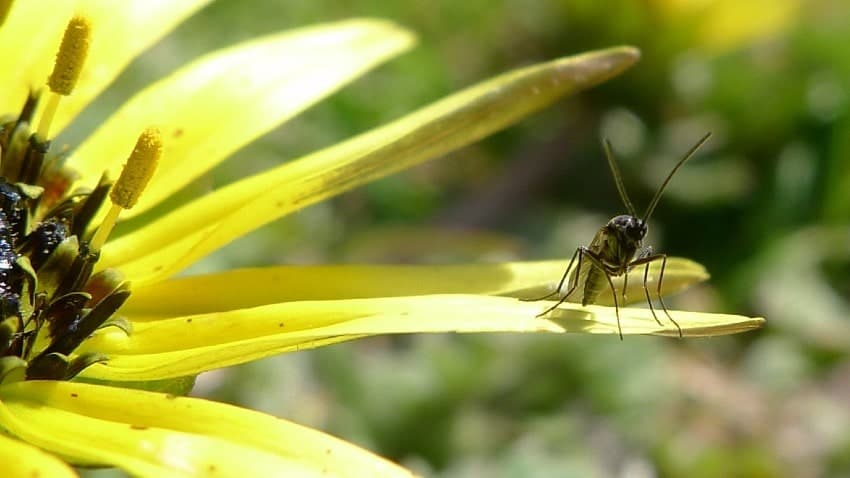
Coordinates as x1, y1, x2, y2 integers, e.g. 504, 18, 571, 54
72, 19, 415, 210
98, 46, 641, 285
0, 400, 318, 476
78, 294, 763, 380
0, 0, 211, 130
123, 257, 708, 319
0, 381, 413, 478
654, 0, 799, 53
0, 0, 74, 113
0, 432, 76, 478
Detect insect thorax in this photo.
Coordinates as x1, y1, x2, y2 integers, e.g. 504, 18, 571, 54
605, 214, 646, 261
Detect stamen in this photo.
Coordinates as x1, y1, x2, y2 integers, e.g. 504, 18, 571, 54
38, 15, 91, 139
89, 128, 162, 252
88, 200, 121, 254
0, 0, 13, 28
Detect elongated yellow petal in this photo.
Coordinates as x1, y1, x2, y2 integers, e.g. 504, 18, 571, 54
0, 432, 76, 478
98, 46, 640, 285
0, 400, 319, 476
72, 19, 415, 210
123, 257, 708, 318
79, 294, 763, 380
0, 0, 210, 130
0, 381, 413, 478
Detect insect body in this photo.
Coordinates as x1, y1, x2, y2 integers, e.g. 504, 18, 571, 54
532, 133, 712, 339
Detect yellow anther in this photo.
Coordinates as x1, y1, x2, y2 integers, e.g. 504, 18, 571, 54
89, 128, 162, 252
47, 15, 91, 95
110, 127, 162, 209
38, 15, 91, 139
0, 0, 14, 28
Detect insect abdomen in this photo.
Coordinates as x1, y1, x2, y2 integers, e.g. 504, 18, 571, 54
581, 265, 607, 306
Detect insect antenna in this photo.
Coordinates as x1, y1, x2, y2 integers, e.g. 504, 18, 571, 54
642, 132, 712, 222
603, 139, 637, 217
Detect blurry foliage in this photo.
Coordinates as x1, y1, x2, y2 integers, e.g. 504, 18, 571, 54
77, 1, 850, 477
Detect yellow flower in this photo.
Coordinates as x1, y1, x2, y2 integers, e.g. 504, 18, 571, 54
0, 1, 764, 476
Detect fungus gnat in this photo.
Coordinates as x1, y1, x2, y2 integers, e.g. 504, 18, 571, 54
528, 133, 711, 339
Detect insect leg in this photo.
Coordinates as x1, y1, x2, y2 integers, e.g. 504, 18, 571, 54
523, 247, 580, 302
630, 253, 683, 338
654, 254, 682, 338
641, 261, 664, 326
550, 248, 624, 340
602, 266, 623, 340
632, 246, 663, 327
626, 245, 656, 312
621, 269, 629, 305
534, 247, 587, 317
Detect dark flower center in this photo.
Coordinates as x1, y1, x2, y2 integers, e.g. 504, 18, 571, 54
0, 92, 130, 383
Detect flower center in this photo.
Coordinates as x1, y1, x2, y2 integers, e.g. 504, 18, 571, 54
0, 12, 160, 383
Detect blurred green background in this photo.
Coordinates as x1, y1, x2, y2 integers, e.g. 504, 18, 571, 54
73, 1, 850, 477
